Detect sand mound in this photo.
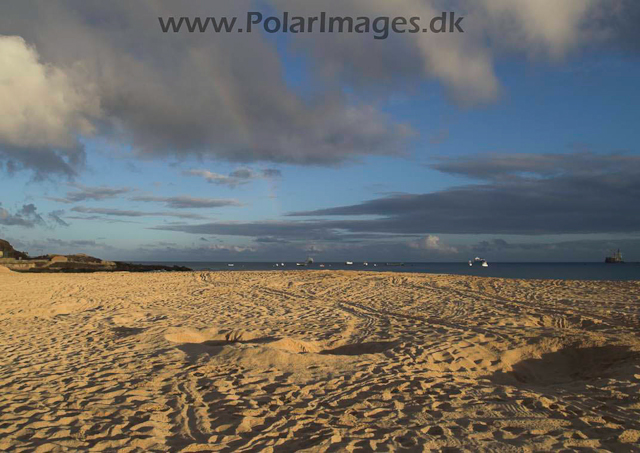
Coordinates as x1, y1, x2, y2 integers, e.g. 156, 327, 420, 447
164, 328, 265, 344
218, 329, 263, 343
215, 340, 357, 377
166, 329, 394, 356
166, 328, 323, 353
165, 328, 213, 344
223, 346, 334, 372
0, 265, 14, 274
267, 337, 323, 353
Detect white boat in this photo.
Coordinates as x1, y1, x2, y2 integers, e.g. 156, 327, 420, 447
297, 257, 314, 267
319, 264, 325, 268
469, 257, 488, 267
363, 262, 368, 266
345, 261, 353, 265
227, 263, 234, 267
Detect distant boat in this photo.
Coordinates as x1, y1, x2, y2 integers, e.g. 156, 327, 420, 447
363, 262, 368, 266
297, 257, 314, 267
605, 249, 624, 263
469, 257, 488, 267
385, 262, 404, 266
319, 264, 325, 268
227, 263, 234, 267
281, 263, 285, 266
345, 261, 353, 265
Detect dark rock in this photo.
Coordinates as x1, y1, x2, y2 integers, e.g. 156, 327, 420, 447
0, 238, 191, 273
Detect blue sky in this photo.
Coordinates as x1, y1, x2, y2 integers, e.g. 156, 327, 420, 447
1, 1, 639, 261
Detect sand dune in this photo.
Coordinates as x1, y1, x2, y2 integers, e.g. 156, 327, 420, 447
1, 270, 639, 451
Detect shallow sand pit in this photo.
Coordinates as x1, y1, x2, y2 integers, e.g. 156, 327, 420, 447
494, 339, 640, 386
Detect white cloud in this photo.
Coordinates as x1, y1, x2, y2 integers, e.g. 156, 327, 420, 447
271, 0, 610, 105
410, 235, 458, 254
478, 0, 595, 58
0, 0, 634, 177
0, 35, 100, 150
184, 170, 249, 188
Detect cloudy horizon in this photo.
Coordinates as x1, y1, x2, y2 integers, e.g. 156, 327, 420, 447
1, 0, 639, 262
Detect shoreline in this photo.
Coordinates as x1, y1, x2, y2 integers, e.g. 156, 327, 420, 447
6, 265, 640, 283
3, 266, 640, 283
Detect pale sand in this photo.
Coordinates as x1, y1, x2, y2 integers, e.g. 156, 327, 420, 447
1, 271, 639, 452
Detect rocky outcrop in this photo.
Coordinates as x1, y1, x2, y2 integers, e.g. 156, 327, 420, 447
0, 239, 29, 260
113, 262, 192, 273
0, 239, 191, 273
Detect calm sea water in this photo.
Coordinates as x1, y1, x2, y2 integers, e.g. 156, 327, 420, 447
132, 261, 640, 281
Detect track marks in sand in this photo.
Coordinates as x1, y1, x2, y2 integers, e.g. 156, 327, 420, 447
1, 271, 640, 451
165, 326, 398, 363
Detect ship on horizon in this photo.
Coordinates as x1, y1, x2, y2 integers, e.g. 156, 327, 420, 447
605, 249, 624, 263
469, 257, 489, 267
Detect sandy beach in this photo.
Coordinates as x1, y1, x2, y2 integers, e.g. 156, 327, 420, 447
1, 270, 639, 452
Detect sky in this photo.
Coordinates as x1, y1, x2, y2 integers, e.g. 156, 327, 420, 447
1, 0, 639, 262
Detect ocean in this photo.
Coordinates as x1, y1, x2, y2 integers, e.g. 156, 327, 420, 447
132, 261, 640, 281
